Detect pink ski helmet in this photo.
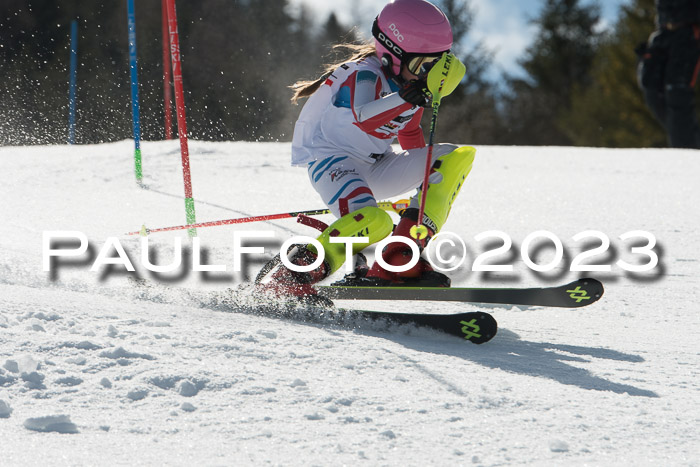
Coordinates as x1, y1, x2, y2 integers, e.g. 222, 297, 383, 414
372, 0, 453, 76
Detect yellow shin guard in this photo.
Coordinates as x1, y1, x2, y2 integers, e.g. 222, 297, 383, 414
308, 206, 394, 274
419, 146, 475, 233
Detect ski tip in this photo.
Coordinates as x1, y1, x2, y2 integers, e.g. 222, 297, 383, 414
566, 277, 604, 306
462, 312, 498, 344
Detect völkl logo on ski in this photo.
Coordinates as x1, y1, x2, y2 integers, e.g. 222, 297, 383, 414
566, 286, 591, 303
460, 319, 481, 341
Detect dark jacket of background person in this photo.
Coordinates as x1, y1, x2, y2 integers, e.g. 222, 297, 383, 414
638, 0, 700, 148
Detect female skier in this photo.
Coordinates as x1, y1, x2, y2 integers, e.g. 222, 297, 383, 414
262, 0, 474, 298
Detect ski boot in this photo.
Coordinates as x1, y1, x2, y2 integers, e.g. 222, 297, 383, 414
334, 207, 450, 287
256, 205, 394, 304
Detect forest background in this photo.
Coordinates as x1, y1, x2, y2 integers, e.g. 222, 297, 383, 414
0, 0, 680, 147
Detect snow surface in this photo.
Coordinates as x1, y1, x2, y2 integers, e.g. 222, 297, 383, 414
0, 140, 698, 466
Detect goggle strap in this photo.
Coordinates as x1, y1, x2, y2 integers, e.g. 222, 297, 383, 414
372, 17, 406, 60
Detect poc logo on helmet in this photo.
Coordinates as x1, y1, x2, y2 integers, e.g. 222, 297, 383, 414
388, 23, 404, 42
377, 32, 403, 57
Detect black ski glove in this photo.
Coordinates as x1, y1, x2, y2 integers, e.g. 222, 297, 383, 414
398, 79, 431, 107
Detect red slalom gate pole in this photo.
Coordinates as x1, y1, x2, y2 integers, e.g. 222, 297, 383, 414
125, 200, 410, 236
161, 0, 173, 140
126, 209, 332, 236
165, 0, 196, 236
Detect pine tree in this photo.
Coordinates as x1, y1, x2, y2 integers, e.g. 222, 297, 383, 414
501, 0, 602, 145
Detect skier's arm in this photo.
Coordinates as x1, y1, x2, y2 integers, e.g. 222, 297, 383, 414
349, 71, 414, 133
397, 108, 426, 149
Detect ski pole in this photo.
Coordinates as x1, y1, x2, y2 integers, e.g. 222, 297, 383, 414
410, 53, 465, 241
125, 199, 410, 236
410, 79, 444, 241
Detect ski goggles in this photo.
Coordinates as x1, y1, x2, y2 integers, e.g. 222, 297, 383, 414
405, 54, 444, 76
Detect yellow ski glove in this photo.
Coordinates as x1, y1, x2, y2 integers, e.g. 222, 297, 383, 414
426, 53, 466, 104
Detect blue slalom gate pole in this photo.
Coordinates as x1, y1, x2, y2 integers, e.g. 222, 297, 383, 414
127, 0, 143, 182
68, 20, 78, 144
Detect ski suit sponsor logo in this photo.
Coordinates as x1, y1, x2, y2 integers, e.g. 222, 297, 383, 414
329, 168, 357, 182
381, 122, 400, 132
368, 109, 418, 138
392, 115, 413, 124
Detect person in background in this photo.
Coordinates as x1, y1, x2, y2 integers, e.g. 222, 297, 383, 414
638, 0, 700, 148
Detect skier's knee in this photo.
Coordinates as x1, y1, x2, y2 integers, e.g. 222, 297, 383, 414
435, 145, 475, 173
420, 146, 475, 233
433, 143, 459, 158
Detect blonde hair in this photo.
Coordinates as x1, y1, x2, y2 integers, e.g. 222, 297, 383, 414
290, 41, 377, 103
